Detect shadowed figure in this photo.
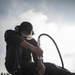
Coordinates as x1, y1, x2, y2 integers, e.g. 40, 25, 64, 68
4, 21, 75, 75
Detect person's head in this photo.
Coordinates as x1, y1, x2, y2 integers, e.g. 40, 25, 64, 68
15, 21, 34, 34
15, 21, 34, 39
19, 21, 33, 35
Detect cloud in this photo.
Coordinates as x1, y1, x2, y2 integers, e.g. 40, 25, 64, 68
0, 5, 75, 72
19, 10, 48, 32
0, 0, 75, 73
0, 0, 75, 27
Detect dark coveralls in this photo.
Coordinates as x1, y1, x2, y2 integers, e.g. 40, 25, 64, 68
4, 30, 72, 75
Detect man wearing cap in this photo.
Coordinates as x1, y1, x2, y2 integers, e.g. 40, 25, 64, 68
4, 21, 75, 75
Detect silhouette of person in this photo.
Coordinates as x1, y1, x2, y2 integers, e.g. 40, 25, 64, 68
4, 21, 75, 75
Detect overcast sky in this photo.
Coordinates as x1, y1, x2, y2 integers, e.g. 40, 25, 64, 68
0, 0, 75, 73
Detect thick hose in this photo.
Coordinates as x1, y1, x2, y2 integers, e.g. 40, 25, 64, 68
37, 33, 64, 68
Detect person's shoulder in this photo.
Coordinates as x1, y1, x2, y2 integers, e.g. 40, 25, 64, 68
31, 37, 36, 41
4, 29, 15, 37
31, 38, 38, 46
5, 29, 16, 34
31, 38, 37, 43
5, 29, 14, 33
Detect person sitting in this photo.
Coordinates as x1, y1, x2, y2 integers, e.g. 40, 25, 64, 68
4, 21, 75, 75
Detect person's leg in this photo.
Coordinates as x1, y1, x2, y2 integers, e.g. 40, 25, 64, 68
44, 62, 72, 75
21, 62, 38, 75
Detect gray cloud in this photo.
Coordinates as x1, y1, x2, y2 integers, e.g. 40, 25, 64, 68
0, 0, 75, 72
0, 0, 75, 26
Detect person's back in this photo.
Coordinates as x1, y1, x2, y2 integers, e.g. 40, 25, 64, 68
4, 30, 22, 74
4, 22, 39, 75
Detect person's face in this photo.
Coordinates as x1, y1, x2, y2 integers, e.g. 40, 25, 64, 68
21, 30, 33, 40
22, 30, 30, 35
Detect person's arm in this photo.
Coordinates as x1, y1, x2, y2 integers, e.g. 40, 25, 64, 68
4, 30, 23, 45
21, 38, 45, 75
20, 40, 43, 56
4, 30, 43, 56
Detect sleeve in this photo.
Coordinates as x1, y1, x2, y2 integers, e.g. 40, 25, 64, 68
32, 52, 38, 67
30, 39, 39, 67
31, 39, 44, 68
4, 30, 23, 45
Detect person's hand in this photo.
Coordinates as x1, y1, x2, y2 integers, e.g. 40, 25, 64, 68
31, 46, 43, 57
38, 64, 46, 75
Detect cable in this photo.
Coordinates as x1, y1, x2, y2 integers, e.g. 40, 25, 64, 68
37, 33, 64, 68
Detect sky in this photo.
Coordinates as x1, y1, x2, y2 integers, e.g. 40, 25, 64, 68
0, 0, 75, 73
